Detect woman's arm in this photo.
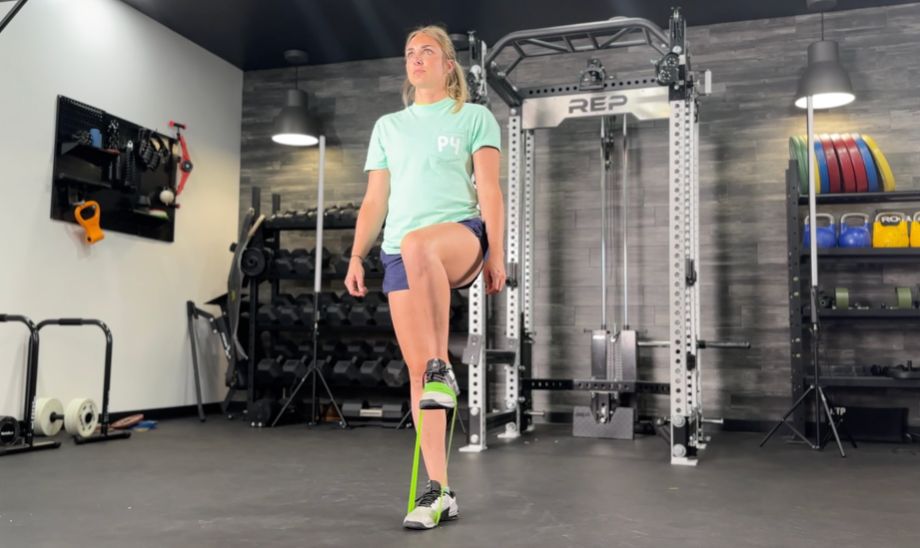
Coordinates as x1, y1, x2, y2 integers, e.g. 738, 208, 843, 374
352, 169, 390, 258
344, 169, 389, 296
473, 147, 506, 294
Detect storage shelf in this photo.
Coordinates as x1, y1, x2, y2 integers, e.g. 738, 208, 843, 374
269, 271, 383, 281
803, 309, 920, 320
799, 248, 920, 264
264, 219, 357, 231
61, 142, 120, 165
797, 190, 920, 205
805, 375, 920, 388
256, 323, 395, 334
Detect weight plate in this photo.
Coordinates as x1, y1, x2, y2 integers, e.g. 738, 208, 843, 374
841, 134, 868, 193
240, 248, 267, 277
853, 134, 880, 192
814, 140, 830, 194
799, 136, 822, 194
818, 134, 842, 193
33, 397, 64, 436
896, 287, 912, 310
835, 288, 849, 310
64, 398, 99, 439
0, 416, 20, 446
861, 134, 896, 192
790, 137, 806, 194
831, 133, 857, 193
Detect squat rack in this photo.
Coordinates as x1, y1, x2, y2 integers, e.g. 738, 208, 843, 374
461, 9, 737, 466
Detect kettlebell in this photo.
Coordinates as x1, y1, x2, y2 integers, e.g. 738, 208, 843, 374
872, 211, 909, 248
803, 213, 836, 249
910, 212, 920, 248
838, 213, 871, 248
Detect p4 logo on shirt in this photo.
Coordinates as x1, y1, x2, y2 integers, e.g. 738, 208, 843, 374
437, 135, 462, 155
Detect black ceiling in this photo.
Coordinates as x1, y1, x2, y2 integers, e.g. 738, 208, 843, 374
120, 0, 917, 70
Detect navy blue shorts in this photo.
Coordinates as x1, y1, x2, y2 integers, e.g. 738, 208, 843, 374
380, 217, 489, 295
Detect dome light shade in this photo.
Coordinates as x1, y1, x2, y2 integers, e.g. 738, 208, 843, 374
272, 89, 321, 146
795, 40, 854, 109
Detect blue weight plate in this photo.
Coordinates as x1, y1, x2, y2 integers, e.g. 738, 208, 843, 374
854, 134, 880, 193
814, 140, 830, 194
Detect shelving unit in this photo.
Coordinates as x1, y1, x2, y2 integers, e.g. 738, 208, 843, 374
785, 161, 920, 431
242, 188, 469, 428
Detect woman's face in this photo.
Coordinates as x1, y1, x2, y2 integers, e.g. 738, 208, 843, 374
405, 32, 452, 91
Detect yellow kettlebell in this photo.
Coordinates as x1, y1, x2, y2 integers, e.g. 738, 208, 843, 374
911, 213, 920, 248
872, 211, 909, 248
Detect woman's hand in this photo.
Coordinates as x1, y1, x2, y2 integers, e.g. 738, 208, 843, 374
483, 253, 506, 295
344, 257, 368, 297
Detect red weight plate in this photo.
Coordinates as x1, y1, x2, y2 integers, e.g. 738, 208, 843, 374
818, 134, 842, 193
841, 133, 868, 192
831, 133, 857, 192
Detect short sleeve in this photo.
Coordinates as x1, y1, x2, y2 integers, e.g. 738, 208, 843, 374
470, 107, 501, 153
364, 118, 388, 172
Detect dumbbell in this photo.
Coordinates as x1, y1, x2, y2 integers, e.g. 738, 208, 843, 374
370, 340, 401, 360
292, 248, 312, 276
342, 293, 376, 326
310, 246, 332, 270
275, 294, 300, 326
323, 293, 351, 325
0, 416, 20, 446
333, 357, 362, 384
332, 246, 353, 275
359, 358, 386, 387
366, 245, 383, 274
373, 292, 392, 326
318, 339, 345, 360
881, 287, 915, 310
338, 203, 358, 225
296, 294, 315, 324
383, 359, 409, 387
306, 207, 318, 226
258, 304, 279, 325
324, 205, 342, 226
316, 355, 336, 380
274, 249, 296, 275
256, 356, 285, 385
281, 355, 311, 383
31, 397, 99, 438
382, 401, 409, 421
344, 341, 372, 361
341, 400, 367, 419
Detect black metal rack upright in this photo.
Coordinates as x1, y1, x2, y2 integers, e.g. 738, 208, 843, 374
785, 161, 920, 432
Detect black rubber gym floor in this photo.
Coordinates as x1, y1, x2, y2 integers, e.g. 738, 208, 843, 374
1, 417, 918, 547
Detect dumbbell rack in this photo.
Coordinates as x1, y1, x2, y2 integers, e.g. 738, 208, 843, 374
785, 160, 920, 433
243, 188, 439, 428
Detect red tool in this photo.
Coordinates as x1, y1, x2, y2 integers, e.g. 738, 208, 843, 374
169, 121, 193, 196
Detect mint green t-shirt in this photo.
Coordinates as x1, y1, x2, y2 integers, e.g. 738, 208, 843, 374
364, 97, 502, 254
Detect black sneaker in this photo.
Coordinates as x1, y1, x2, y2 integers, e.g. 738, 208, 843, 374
403, 480, 459, 529
419, 358, 460, 410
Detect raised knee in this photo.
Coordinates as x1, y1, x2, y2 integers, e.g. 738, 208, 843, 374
400, 231, 434, 267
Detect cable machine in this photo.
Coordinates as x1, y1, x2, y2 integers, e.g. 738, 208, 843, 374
461, 9, 745, 465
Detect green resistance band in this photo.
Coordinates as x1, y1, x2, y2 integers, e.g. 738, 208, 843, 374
407, 388, 458, 522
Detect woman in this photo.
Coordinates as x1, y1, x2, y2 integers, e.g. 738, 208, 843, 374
344, 25, 505, 530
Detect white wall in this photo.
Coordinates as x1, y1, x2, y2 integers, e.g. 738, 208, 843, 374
0, 2, 14, 22
0, 0, 242, 417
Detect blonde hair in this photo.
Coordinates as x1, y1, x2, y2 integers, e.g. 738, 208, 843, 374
402, 25, 468, 113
